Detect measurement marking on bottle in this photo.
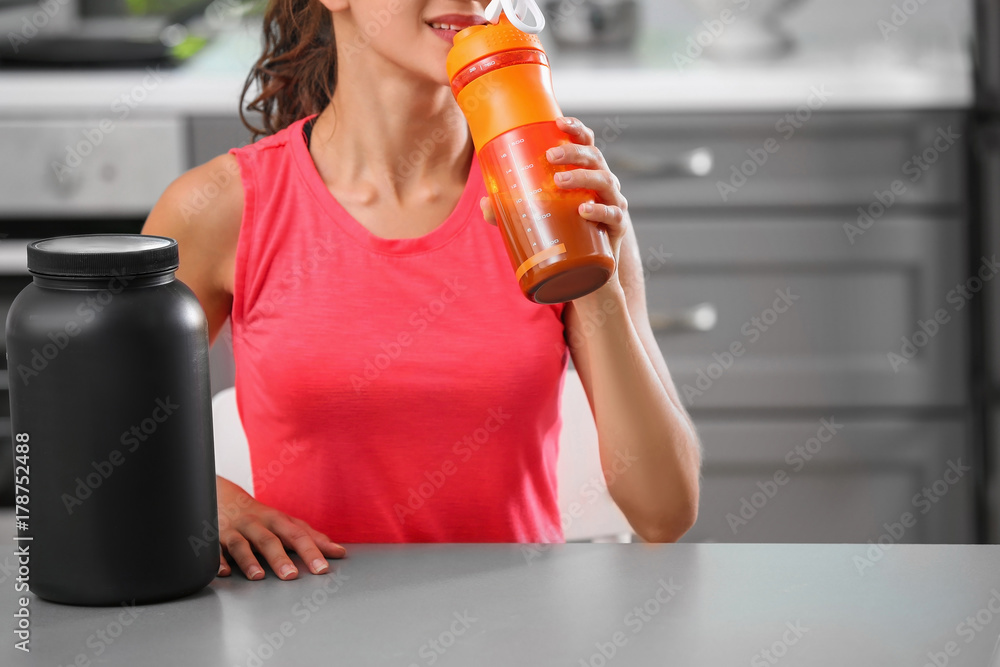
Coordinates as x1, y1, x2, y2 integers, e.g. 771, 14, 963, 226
515, 243, 567, 280
492, 134, 554, 278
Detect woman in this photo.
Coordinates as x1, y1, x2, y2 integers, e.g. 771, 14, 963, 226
143, 0, 701, 581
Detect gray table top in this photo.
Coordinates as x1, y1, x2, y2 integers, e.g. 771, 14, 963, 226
2, 509, 999, 666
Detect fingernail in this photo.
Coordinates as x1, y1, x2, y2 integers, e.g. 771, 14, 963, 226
248, 566, 264, 580
582, 203, 595, 214
312, 558, 330, 573
555, 172, 569, 183
563, 117, 575, 126
547, 146, 564, 160
218, 563, 227, 574
279, 564, 298, 579
333, 545, 347, 557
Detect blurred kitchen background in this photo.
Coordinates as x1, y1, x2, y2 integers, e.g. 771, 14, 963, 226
0, 0, 996, 544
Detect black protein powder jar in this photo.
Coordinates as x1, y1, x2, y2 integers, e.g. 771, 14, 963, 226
5, 235, 218, 605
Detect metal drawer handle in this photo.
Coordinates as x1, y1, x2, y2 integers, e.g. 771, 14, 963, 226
606, 147, 714, 178
0, 240, 29, 276
649, 302, 718, 334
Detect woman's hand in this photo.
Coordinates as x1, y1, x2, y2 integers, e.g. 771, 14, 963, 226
479, 116, 630, 266
216, 476, 346, 580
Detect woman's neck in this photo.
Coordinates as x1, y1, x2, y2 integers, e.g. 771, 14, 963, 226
309, 59, 473, 200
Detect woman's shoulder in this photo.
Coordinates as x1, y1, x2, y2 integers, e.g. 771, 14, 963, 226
147, 154, 245, 240
143, 153, 245, 301
230, 118, 308, 162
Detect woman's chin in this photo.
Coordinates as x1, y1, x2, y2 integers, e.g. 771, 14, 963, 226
420, 62, 453, 89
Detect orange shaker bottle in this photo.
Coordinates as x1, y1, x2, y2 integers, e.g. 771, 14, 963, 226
447, 15, 616, 304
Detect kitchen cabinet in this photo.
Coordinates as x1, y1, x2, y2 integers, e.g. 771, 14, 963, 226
685, 417, 973, 544
594, 112, 964, 209
636, 212, 967, 409
0, 118, 185, 217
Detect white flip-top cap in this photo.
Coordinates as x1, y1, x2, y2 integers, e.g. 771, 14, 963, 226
484, 0, 546, 34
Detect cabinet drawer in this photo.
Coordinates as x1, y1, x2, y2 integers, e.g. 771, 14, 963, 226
636, 210, 967, 409
683, 417, 973, 544
0, 118, 184, 217
573, 112, 964, 208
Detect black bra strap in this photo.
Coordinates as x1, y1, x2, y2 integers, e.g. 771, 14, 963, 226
303, 116, 318, 149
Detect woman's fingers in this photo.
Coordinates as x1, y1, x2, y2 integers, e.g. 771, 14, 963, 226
240, 519, 300, 580
546, 143, 604, 170
301, 522, 348, 560
218, 547, 232, 577
222, 530, 265, 580
268, 515, 336, 575
554, 169, 628, 211
483, 115, 630, 247
556, 116, 596, 145
579, 201, 626, 230
480, 196, 497, 225
215, 478, 343, 582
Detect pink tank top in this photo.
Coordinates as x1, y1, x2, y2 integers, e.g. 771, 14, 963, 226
229, 116, 568, 543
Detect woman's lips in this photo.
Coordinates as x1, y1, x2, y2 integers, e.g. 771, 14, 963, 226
426, 15, 487, 44
428, 25, 462, 44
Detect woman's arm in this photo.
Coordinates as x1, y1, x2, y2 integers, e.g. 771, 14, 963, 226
143, 156, 346, 578
548, 117, 702, 542
143, 154, 241, 345
564, 229, 702, 543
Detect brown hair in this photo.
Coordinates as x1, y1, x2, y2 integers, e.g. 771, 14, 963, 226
241, 0, 338, 138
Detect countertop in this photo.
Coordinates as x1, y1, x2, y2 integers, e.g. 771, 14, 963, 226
0, 5, 973, 116
2, 511, 1000, 665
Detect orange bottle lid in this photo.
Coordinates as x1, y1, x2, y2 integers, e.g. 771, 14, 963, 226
446, 14, 545, 83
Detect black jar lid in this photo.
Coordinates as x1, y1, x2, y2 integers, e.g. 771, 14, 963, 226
27, 234, 179, 278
